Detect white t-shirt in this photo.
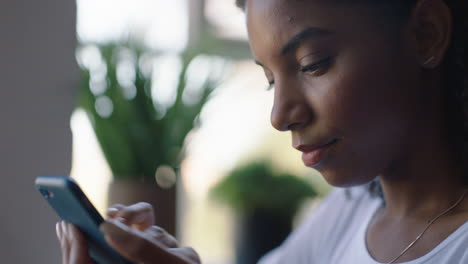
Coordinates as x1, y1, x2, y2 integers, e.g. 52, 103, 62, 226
258, 186, 468, 264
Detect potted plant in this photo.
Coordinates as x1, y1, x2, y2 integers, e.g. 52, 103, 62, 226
77, 43, 227, 234
210, 161, 318, 264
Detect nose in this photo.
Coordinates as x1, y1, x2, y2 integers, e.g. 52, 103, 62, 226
270, 80, 313, 131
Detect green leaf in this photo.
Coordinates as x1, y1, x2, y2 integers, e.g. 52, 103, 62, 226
76, 43, 230, 182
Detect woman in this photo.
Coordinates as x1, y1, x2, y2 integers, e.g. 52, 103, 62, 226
57, 0, 468, 263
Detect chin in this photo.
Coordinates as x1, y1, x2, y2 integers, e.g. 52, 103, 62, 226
318, 167, 378, 188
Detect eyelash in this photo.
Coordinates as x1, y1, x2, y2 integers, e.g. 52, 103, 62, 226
266, 81, 275, 91
300, 57, 333, 73
265, 56, 333, 91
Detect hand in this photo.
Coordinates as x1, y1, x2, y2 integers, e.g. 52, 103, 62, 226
56, 221, 96, 264
56, 202, 200, 264
101, 202, 200, 264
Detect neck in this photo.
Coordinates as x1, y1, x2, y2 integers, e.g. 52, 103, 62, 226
378, 73, 467, 220
379, 132, 466, 220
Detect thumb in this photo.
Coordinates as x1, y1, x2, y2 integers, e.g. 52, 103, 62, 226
100, 220, 190, 264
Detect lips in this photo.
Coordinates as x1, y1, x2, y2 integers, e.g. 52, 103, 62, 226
296, 138, 338, 167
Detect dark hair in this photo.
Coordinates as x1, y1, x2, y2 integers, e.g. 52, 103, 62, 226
237, 0, 468, 188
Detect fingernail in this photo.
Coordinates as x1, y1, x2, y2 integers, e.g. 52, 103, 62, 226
55, 222, 62, 240
61, 221, 67, 239
107, 207, 119, 217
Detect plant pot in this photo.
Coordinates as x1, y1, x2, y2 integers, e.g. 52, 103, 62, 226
107, 180, 177, 235
234, 210, 292, 264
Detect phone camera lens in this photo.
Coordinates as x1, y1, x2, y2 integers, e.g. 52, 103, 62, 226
40, 189, 54, 199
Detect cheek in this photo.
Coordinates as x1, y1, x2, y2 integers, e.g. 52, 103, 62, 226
310, 52, 420, 183
338, 56, 419, 143
314, 57, 412, 138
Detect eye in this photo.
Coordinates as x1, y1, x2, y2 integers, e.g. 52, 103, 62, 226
262, 69, 275, 91
266, 81, 275, 91
300, 57, 333, 76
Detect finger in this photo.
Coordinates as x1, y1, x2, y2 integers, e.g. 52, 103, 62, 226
56, 222, 63, 241
56, 222, 67, 264
169, 247, 201, 264
147, 226, 179, 248
68, 223, 96, 264
60, 221, 70, 264
100, 219, 185, 263
112, 202, 154, 230
106, 204, 126, 218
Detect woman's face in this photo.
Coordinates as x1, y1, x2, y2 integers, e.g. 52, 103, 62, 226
247, 0, 427, 186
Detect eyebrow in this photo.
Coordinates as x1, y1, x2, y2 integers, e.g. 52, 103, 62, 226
255, 27, 332, 66
281, 27, 332, 56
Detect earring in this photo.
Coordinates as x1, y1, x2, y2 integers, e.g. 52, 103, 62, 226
423, 56, 436, 66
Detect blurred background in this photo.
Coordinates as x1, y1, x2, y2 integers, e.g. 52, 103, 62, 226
0, 0, 329, 263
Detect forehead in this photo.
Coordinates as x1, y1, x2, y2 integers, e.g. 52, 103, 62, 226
246, 0, 325, 33
246, 1, 333, 55
246, 0, 331, 17
245, 0, 371, 27
245, 0, 376, 61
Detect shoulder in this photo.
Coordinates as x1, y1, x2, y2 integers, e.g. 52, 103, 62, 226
258, 185, 381, 264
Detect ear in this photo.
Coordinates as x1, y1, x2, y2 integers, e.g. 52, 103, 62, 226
409, 0, 452, 69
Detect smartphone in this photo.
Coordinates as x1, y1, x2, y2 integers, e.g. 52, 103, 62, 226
35, 176, 135, 264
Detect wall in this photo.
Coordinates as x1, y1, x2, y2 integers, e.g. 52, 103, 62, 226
0, 0, 76, 262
